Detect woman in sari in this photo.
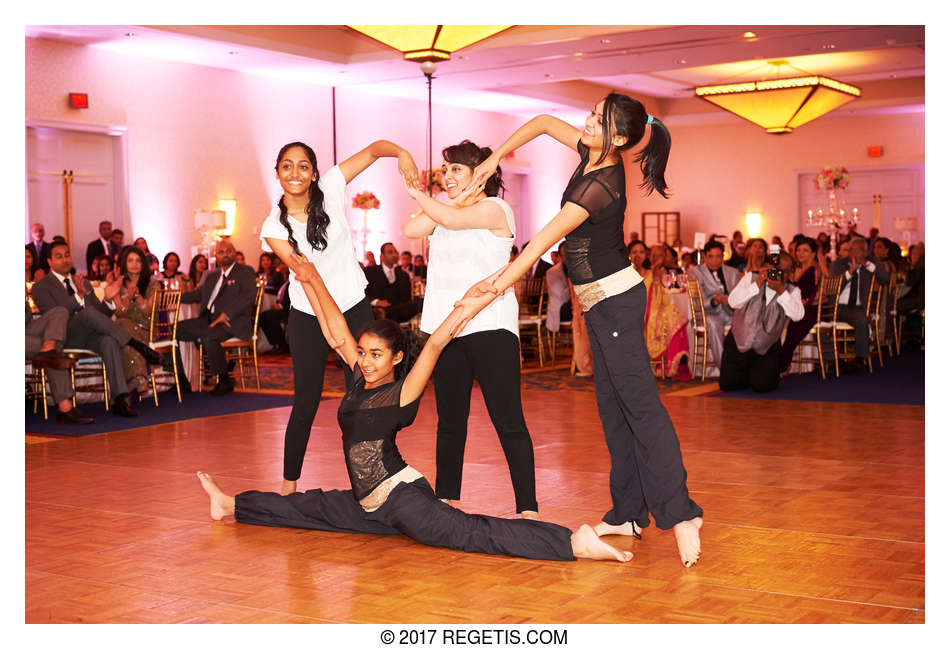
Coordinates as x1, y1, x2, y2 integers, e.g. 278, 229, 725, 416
643, 244, 690, 380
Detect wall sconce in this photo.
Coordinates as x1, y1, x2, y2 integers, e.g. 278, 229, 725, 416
216, 199, 237, 235
745, 213, 762, 238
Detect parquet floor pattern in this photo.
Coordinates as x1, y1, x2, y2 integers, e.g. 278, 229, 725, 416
26, 382, 924, 623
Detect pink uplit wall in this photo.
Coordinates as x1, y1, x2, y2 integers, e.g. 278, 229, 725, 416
626, 110, 925, 246
25, 37, 578, 269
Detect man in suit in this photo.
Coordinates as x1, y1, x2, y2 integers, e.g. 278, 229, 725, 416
86, 220, 120, 274
177, 238, 258, 395
364, 242, 418, 322
26, 223, 51, 273
831, 236, 890, 371
26, 302, 94, 424
31, 241, 160, 417
689, 239, 741, 368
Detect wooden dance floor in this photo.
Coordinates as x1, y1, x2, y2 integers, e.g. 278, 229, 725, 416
26, 380, 924, 624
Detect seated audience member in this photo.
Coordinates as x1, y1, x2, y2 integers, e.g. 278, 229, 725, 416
544, 241, 572, 335
31, 241, 161, 416
412, 254, 428, 280
831, 236, 890, 371
680, 250, 698, 275
871, 237, 899, 278
898, 243, 924, 313
111, 228, 125, 251
26, 302, 93, 424
399, 250, 414, 277
737, 237, 766, 273
189, 253, 209, 288
235, 251, 246, 266
510, 245, 519, 263
94, 254, 117, 283
780, 238, 821, 373
771, 235, 784, 251
663, 243, 683, 274
719, 252, 805, 393
26, 222, 51, 273
259, 278, 291, 355
364, 251, 377, 268
158, 252, 189, 289
114, 246, 162, 396
257, 252, 285, 296
364, 242, 419, 322
645, 244, 690, 380
627, 240, 650, 275
26, 247, 46, 283
689, 239, 740, 368
133, 237, 160, 274
532, 253, 553, 278
725, 231, 745, 269
176, 238, 258, 395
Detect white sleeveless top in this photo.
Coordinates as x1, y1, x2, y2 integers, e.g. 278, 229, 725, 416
419, 196, 518, 338
259, 165, 368, 315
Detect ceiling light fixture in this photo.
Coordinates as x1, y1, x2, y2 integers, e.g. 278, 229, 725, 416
695, 59, 861, 134
347, 25, 511, 62
743, 32, 757, 38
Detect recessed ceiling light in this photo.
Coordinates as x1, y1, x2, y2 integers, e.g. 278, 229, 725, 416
573, 52, 583, 57
125, 32, 135, 37
743, 32, 756, 38
821, 44, 836, 50
543, 73, 552, 78
885, 38, 897, 46
457, 55, 467, 60
677, 59, 687, 65
228, 51, 239, 55
601, 39, 611, 44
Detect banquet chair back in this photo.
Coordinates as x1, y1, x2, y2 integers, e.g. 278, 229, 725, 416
516, 278, 548, 367
147, 289, 183, 406
200, 282, 266, 391
685, 278, 712, 380
865, 276, 884, 372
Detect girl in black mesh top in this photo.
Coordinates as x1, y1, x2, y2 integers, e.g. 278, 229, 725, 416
196, 255, 633, 563
453, 93, 704, 567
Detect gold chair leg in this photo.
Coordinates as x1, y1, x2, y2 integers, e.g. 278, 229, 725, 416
173, 348, 182, 403
701, 335, 707, 381
102, 361, 110, 411
198, 344, 204, 393
41, 367, 48, 420
253, 346, 261, 391
70, 366, 77, 408
151, 370, 159, 407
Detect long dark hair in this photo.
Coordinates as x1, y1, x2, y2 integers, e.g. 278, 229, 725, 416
442, 140, 505, 197
275, 141, 331, 255
598, 92, 671, 198
357, 319, 425, 380
188, 254, 207, 286
118, 246, 151, 297
162, 252, 181, 276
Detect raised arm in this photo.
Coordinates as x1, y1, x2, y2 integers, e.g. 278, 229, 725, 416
402, 210, 438, 239
265, 237, 321, 286
399, 305, 464, 407
403, 180, 510, 235
339, 140, 420, 189
292, 255, 358, 368
468, 115, 581, 191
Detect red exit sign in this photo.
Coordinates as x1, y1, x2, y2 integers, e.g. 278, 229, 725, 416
68, 93, 89, 109
867, 145, 883, 157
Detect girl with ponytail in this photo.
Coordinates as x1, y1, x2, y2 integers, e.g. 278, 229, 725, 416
260, 139, 420, 496
401, 140, 539, 520
197, 256, 633, 564
453, 93, 704, 568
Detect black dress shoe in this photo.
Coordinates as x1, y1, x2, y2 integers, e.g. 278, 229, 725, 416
56, 407, 95, 424
210, 379, 234, 396
112, 394, 138, 417
32, 350, 76, 371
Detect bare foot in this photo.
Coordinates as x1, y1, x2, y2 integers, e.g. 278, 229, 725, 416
571, 524, 633, 562
593, 520, 642, 539
280, 479, 297, 496
521, 510, 541, 521
673, 517, 703, 567
196, 471, 235, 520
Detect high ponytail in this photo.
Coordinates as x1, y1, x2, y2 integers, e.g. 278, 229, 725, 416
598, 92, 672, 198
274, 141, 332, 255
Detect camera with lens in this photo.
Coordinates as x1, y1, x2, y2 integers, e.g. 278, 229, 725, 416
766, 244, 783, 281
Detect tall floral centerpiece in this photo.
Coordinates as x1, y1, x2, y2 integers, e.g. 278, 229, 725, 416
352, 191, 380, 258
807, 166, 858, 254
420, 168, 446, 195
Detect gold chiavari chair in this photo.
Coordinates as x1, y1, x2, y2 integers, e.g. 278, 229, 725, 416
25, 362, 49, 419
147, 289, 183, 406
685, 278, 715, 380
796, 275, 844, 379
200, 282, 266, 391
516, 278, 548, 368
62, 349, 110, 411
886, 273, 901, 357
865, 276, 885, 371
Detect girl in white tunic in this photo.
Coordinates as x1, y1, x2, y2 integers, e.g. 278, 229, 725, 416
261, 140, 419, 496
402, 140, 538, 519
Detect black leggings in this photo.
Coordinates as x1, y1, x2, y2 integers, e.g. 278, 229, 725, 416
283, 300, 372, 481
235, 477, 575, 561
432, 330, 537, 513
584, 282, 703, 531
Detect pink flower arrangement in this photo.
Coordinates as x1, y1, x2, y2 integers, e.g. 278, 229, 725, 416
419, 168, 446, 194
352, 191, 380, 210
814, 166, 851, 191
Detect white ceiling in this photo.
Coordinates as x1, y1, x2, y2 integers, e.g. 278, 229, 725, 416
26, 25, 925, 123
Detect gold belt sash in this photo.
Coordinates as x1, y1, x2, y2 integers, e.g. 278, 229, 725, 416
575, 265, 643, 312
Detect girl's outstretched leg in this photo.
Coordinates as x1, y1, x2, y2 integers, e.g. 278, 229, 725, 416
571, 524, 633, 562
197, 472, 235, 520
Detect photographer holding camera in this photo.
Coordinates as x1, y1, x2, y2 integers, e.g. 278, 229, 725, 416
719, 247, 804, 393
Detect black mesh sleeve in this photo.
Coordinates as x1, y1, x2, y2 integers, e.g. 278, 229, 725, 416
563, 176, 616, 217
